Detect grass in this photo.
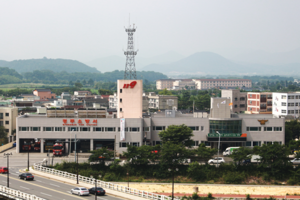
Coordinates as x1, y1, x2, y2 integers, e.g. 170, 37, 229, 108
0, 83, 68, 90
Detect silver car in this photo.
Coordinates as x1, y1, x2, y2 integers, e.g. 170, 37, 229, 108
208, 157, 225, 164
71, 187, 90, 196
290, 158, 300, 165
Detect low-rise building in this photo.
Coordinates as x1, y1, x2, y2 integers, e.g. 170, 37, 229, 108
33, 89, 56, 100
147, 93, 178, 110
194, 79, 252, 90
221, 89, 247, 113
156, 79, 174, 90
272, 92, 300, 118
173, 79, 195, 90
74, 91, 92, 96
0, 107, 18, 142
246, 92, 272, 114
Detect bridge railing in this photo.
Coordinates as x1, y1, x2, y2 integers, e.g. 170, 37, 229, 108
34, 163, 179, 200
0, 184, 46, 200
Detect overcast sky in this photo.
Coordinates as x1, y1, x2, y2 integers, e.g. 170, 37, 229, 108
0, 0, 299, 62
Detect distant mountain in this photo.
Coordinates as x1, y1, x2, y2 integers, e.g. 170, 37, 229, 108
86, 51, 184, 72
232, 48, 300, 65
0, 58, 99, 73
141, 52, 246, 75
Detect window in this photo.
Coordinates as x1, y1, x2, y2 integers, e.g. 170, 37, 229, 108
249, 94, 252, 97
119, 142, 128, 148
93, 127, 103, 132
296, 110, 299, 114
143, 127, 150, 131
234, 98, 238, 101
264, 127, 272, 131
246, 141, 251, 146
291, 110, 295, 114
68, 127, 78, 131
282, 110, 286, 113
120, 98, 122, 103
296, 96, 299, 99
282, 95, 286, 99
5, 121, 9, 125
288, 103, 294, 106
120, 108, 122, 112
105, 127, 116, 132
132, 142, 140, 147
296, 103, 299, 106
55, 127, 65, 131
80, 127, 90, 131
288, 96, 295, 99
0, 113, 3, 119
253, 141, 261, 146
192, 141, 199, 146
0, 121, 2, 126
274, 127, 282, 131
153, 126, 166, 131
120, 89, 122, 93
201, 126, 204, 131
288, 110, 291, 114
130, 127, 140, 132
282, 102, 286, 106
188, 126, 199, 131
264, 141, 272, 145
5, 113, 9, 117
5, 129, 9, 132
19, 127, 29, 131
246, 127, 261, 131
30, 127, 40, 131
204, 141, 211, 146
249, 101, 252, 104
43, 127, 53, 131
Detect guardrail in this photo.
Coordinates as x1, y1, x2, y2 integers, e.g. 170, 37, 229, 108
0, 185, 46, 200
0, 142, 14, 153
34, 164, 179, 200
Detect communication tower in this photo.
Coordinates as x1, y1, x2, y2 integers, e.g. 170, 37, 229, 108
124, 23, 138, 79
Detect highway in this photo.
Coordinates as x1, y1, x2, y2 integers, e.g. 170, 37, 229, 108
0, 149, 123, 200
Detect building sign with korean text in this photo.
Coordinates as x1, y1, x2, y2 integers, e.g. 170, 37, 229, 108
208, 133, 247, 138
62, 119, 98, 126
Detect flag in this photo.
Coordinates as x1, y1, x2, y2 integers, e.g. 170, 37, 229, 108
221, 100, 226, 104
229, 102, 233, 106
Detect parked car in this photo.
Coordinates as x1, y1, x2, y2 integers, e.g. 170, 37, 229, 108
71, 187, 89, 196
0, 167, 8, 174
19, 173, 34, 180
242, 159, 251, 164
208, 157, 225, 164
89, 187, 106, 196
290, 158, 300, 165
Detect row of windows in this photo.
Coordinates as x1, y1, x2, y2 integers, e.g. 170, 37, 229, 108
246, 127, 282, 131
282, 102, 300, 106
282, 95, 300, 99
282, 110, 299, 114
19, 126, 141, 132
119, 142, 140, 147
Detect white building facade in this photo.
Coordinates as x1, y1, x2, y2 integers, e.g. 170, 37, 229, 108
272, 92, 300, 118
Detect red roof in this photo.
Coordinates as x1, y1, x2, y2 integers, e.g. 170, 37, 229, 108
101, 95, 110, 99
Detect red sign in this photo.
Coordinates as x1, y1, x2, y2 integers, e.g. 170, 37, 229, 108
62, 119, 98, 126
70, 119, 75, 123
78, 119, 82, 123
93, 119, 97, 123
85, 119, 90, 124
63, 119, 67, 124
123, 81, 137, 89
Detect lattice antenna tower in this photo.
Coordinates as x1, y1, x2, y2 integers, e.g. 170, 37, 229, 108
124, 18, 138, 80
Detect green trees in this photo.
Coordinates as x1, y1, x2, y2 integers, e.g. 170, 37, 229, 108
229, 147, 252, 166
194, 143, 217, 163
158, 88, 173, 95
285, 120, 300, 144
159, 124, 194, 147
0, 126, 8, 145
88, 148, 114, 165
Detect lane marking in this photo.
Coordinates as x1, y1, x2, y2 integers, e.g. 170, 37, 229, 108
40, 192, 52, 197
36, 180, 42, 182
0, 174, 86, 200
50, 183, 60, 187
20, 186, 30, 190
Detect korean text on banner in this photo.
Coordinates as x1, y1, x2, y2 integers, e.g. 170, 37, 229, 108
120, 118, 125, 141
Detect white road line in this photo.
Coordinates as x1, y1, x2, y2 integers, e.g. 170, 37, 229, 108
11, 173, 18, 175
36, 180, 42, 182
67, 191, 71, 193
40, 192, 52, 197
20, 186, 29, 190
50, 183, 60, 187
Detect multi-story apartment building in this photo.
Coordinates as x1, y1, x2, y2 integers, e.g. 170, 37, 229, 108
246, 92, 272, 114
221, 89, 247, 113
272, 92, 300, 118
147, 93, 178, 110
194, 79, 252, 90
156, 79, 252, 90
0, 107, 18, 142
109, 93, 118, 109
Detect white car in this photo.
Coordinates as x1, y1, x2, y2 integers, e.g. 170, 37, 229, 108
208, 157, 225, 164
71, 187, 89, 196
290, 158, 300, 165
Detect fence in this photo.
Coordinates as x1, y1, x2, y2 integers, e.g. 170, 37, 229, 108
34, 164, 179, 200
0, 142, 14, 153
0, 185, 46, 200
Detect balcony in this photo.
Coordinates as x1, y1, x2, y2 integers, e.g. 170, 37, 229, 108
260, 98, 267, 103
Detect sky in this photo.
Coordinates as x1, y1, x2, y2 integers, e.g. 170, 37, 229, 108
0, 0, 299, 62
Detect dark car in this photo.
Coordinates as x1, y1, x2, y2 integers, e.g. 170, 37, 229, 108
89, 187, 105, 196
243, 159, 251, 164
0, 167, 8, 174
19, 173, 34, 180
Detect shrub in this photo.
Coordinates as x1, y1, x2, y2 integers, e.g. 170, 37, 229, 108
223, 172, 245, 184
192, 193, 200, 199
287, 177, 298, 185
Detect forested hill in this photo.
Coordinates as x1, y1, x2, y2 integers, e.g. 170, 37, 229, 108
0, 58, 98, 73
0, 67, 168, 84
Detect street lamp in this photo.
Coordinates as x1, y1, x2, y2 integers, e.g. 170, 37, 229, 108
168, 167, 179, 200
216, 131, 221, 167
3, 153, 12, 187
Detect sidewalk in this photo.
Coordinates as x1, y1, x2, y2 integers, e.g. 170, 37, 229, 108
28, 167, 146, 200
156, 193, 300, 199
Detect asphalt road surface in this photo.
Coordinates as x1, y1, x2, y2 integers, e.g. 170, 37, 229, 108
0, 167, 123, 200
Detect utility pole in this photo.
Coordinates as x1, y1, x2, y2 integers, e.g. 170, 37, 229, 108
4, 153, 12, 187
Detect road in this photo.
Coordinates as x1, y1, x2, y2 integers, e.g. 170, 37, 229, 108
0, 149, 123, 200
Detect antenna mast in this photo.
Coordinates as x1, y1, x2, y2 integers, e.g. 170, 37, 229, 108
124, 20, 137, 80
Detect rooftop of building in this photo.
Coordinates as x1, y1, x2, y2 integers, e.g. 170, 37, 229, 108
195, 79, 251, 81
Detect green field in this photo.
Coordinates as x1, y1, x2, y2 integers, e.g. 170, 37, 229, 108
0, 83, 68, 90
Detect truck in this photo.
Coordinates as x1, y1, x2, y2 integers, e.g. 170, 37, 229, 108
33, 142, 40, 151
243, 155, 261, 164
45, 142, 54, 151
223, 147, 240, 156
53, 143, 64, 156
22, 144, 31, 151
